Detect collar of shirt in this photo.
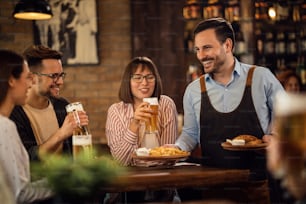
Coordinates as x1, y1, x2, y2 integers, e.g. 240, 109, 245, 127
204, 58, 241, 87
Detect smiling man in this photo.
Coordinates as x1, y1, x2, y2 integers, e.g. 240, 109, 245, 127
10, 45, 88, 162
173, 18, 285, 203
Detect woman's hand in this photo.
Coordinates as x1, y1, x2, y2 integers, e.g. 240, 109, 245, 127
133, 102, 153, 124
129, 102, 152, 133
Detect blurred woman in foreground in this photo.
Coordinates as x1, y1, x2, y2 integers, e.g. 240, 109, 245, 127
0, 49, 53, 203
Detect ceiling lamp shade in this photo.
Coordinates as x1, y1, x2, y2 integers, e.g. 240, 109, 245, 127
13, 0, 53, 20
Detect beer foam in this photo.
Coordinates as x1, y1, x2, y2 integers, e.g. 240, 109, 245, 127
275, 92, 306, 116
72, 135, 92, 145
143, 97, 158, 105
66, 102, 84, 112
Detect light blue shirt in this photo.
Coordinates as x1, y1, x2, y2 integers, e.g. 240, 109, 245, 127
176, 59, 285, 151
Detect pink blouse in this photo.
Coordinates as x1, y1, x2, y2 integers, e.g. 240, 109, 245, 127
106, 95, 178, 166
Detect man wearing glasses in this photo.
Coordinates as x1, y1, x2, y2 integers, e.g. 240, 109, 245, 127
10, 45, 88, 161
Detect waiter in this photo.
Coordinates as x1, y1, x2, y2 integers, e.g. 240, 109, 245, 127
173, 17, 285, 203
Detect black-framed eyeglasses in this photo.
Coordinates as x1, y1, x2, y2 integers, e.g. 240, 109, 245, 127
131, 74, 155, 83
33, 72, 66, 82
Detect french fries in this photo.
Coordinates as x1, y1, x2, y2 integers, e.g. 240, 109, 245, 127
149, 147, 188, 156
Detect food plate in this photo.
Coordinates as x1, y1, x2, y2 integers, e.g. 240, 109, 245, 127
131, 153, 190, 167
221, 142, 268, 151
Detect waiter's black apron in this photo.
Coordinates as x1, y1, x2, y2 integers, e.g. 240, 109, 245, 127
199, 67, 266, 181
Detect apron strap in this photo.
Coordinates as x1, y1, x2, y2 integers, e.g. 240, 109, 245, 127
246, 66, 256, 86
200, 66, 256, 92
200, 75, 206, 93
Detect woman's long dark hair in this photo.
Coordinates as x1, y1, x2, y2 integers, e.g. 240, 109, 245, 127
0, 49, 24, 105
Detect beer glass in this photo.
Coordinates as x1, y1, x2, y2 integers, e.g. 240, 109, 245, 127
143, 97, 158, 133
273, 92, 306, 178
66, 102, 92, 160
141, 97, 159, 148
274, 92, 306, 152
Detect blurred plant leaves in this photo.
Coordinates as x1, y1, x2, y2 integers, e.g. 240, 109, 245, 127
31, 149, 125, 202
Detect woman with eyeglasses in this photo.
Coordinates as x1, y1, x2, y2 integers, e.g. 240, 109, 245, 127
0, 49, 54, 203
105, 56, 179, 202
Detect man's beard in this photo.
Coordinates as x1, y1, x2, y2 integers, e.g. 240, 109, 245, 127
50, 85, 60, 97
42, 85, 59, 98
208, 57, 226, 75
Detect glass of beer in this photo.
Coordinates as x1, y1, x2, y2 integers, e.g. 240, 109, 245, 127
272, 92, 306, 178
66, 102, 92, 160
143, 97, 158, 133
274, 92, 306, 152
72, 134, 92, 159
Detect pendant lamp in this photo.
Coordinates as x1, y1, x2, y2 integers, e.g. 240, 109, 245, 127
13, 0, 53, 20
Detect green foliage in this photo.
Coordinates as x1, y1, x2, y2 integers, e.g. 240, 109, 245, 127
31, 150, 125, 202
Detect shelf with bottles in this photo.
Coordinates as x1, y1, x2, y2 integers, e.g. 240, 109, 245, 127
255, 49, 301, 75
183, 0, 245, 56
254, 20, 306, 73
295, 55, 306, 85
183, 23, 248, 56
254, 0, 306, 23
254, 0, 306, 72
183, 0, 240, 21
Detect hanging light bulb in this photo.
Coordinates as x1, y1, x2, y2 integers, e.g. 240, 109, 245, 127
268, 6, 276, 20
13, 0, 53, 20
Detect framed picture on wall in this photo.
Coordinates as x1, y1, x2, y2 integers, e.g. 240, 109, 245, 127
33, 0, 99, 65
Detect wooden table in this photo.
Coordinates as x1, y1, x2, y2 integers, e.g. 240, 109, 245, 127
101, 165, 250, 193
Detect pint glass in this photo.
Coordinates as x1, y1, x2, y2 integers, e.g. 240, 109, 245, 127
273, 92, 306, 178
141, 97, 159, 148
66, 102, 92, 159
143, 97, 158, 133
274, 92, 306, 152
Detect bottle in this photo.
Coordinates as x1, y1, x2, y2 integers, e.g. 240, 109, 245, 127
66, 102, 92, 160
225, 0, 240, 22
264, 31, 274, 55
255, 1, 268, 20
275, 33, 285, 55
276, 3, 289, 21
302, 3, 306, 21
297, 56, 306, 85
287, 32, 296, 55
235, 31, 246, 55
292, 5, 301, 22
256, 29, 264, 55
184, 31, 194, 53
300, 29, 306, 53
255, 2, 260, 20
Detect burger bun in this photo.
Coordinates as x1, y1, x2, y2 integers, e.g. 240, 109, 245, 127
233, 135, 262, 145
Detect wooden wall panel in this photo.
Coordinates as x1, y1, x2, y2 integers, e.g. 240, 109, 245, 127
131, 0, 186, 113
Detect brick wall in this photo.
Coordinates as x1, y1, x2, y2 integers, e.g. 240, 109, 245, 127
0, 0, 131, 144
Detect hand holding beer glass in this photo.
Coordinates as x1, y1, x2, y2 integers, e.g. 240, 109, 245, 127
66, 102, 92, 160
141, 97, 160, 148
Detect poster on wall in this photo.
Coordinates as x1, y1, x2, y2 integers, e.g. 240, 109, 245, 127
33, 0, 99, 65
